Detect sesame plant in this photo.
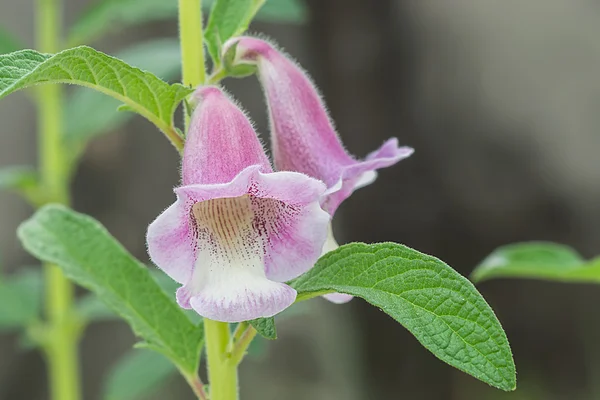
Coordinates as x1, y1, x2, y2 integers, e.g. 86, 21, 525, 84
0, 1, 517, 399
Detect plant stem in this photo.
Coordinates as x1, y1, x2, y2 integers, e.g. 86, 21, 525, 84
36, 0, 81, 399
179, 0, 206, 89
230, 325, 258, 366
204, 319, 239, 400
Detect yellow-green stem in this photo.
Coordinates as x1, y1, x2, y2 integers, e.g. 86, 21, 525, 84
178, 0, 206, 124
37, 0, 81, 399
204, 319, 239, 400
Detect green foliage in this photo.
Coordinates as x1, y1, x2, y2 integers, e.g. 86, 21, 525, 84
256, 0, 308, 22
68, 0, 178, 45
64, 39, 181, 145
0, 268, 42, 331
69, 0, 306, 46
0, 27, 22, 55
249, 317, 276, 340
103, 349, 176, 400
17, 205, 203, 374
0, 47, 191, 140
292, 242, 516, 391
0, 166, 43, 205
471, 242, 600, 284
205, 0, 265, 68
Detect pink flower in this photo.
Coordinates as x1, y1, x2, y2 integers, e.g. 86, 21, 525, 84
223, 37, 414, 303
146, 86, 329, 322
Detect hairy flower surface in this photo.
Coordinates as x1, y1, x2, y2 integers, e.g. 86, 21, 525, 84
147, 86, 329, 322
224, 37, 414, 303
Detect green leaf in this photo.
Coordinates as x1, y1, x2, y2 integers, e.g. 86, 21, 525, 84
0, 27, 22, 55
103, 349, 177, 400
0, 46, 191, 141
471, 242, 600, 284
69, 0, 306, 46
78, 269, 203, 326
0, 166, 39, 195
291, 242, 516, 391
205, 0, 265, 67
0, 268, 42, 331
17, 205, 203, 374
69, 0, 178, 45
258, 0, 308, 23
64, 39, 182, 144
249, 317, 276, 340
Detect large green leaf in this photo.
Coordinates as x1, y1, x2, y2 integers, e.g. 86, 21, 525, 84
69, 0, 306, 46
291, 242, 516, 391
0, 46, 191, 141
103, 349, 177, 400
17, 205, 203, 374
471, 242, 600, 284
0, 268, 42, 331
204, 0, 265, 67
64, 39, 181, 144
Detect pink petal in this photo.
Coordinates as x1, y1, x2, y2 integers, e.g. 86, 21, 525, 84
224, 37, 414, 214
182, 86, 272, 186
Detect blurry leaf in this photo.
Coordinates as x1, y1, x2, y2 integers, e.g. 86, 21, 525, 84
68, 0, 178, 45
0, 27, 23, 54
0, 268, 42, 331
292, 242, 516, 391
0, 166, 43, 204
18, 205, 203, 374
205, 0, 265, 67
64, 39, 182, 144
0, 47, 191, 142
69, 0, 305, 46
103, 349, 177, 400
257, 0, 307, 23
471, 242, 600, 284
249, 317, 276, 340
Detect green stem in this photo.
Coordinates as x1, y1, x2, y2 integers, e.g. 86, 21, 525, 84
230, 325, 258, 366
204, 319, 239, 400
36, 0, 81, 399
179, 0, 206, 89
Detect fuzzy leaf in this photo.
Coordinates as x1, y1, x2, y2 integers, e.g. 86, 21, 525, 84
17, 205, 203, 374
471, 242, 600, 284
103, 349, 177, 400
204, 0, 265, 66
249, 317, 276, 340
64, 39, 182, 144
292, 242, 516, 391
0, 47, 191, 139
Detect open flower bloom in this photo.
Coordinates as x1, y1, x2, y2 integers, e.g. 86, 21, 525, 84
223, 37, 414, 303
147, 86, 330, 322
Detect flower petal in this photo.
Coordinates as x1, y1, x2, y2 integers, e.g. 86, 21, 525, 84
183, 86, 272, 186
224, 37, 414, 214
146, 199, 195, 284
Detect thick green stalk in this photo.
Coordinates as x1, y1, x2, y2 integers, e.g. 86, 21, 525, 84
36, 0, 81, 399
204, 319, 239, 400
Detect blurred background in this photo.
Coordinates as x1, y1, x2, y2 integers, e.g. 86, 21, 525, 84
2, 0, 600, 399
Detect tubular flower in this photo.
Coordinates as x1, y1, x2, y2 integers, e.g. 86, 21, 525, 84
223, 37, 414, 303
146, 86, 330, 322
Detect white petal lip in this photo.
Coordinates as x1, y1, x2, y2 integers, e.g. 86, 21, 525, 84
147, 165, 329, 322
